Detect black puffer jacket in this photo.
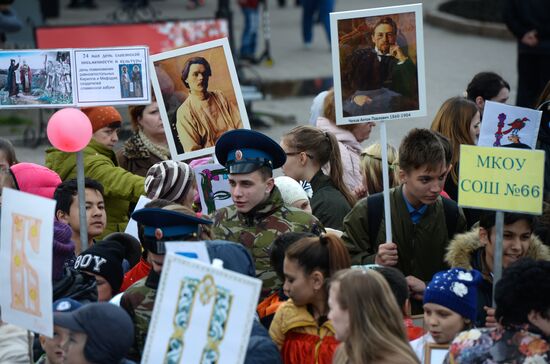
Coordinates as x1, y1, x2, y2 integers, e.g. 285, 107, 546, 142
53, 267, 98, 303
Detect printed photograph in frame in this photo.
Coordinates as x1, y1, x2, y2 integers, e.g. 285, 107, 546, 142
150, 38, 250, 161
330, 4, 426, 124
424, 342, 450, 364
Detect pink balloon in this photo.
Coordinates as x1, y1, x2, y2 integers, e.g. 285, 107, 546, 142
47, 108, 92, 152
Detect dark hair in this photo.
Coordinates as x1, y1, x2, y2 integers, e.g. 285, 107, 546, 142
283, 126, 356, 206
479, 211, 535, 233
0, 137, 18, 167
495, 258, 550, 326
181, 57, 212, 89
257, 165, 273, 181
466, 72, 510, 102
372, 266, 409, 309
270, 232, 316, 280
54, 178, 105, 214
285, 233, 351, 279
373, 16, 397, 34
127, 92, 157, 132
398, 128, 447, 173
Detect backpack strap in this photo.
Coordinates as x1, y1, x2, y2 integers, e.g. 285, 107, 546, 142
441, 197, 459, 240
367, 192, 385, 244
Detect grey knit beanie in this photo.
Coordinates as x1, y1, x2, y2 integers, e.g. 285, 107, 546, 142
144, 160, 195, 202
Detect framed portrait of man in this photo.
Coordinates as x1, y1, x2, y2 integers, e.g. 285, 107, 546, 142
150, 38, 250, 161
330, 4, 426, 125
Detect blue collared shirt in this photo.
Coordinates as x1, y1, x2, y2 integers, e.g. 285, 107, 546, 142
402, 192, 427, 224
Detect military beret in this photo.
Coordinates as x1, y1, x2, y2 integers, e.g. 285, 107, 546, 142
215, 129, 286, 174
131, 208, 212, 254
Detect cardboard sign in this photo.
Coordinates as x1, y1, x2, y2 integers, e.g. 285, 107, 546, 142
165, 241, 210, 264
73, 46, 150, 106
330, 4, 427, 124
150, 38, 250, 161
0, 188, 55, 337
193, 162, 233, 215
124, 195, 152, 240
141, 254, 261, 364
0, 46, 150, 109
458, 145, 544, 214
478, 101, 542, 149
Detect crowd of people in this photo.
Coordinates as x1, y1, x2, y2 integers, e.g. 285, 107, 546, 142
0, 0, 550, 359
0, 66, 548, 364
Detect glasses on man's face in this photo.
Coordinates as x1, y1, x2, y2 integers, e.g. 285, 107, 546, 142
285, 151, 314, 159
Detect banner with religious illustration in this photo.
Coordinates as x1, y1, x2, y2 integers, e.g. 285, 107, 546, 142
141, 254, 261, 364
0, 188, 55, 337
193, 162, 233, 215
0, 46, 151, 109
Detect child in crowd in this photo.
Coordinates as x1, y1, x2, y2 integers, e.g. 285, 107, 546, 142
36, 298, 82, 364
54, 178, 106, 254
53, 302, 134, 364
342, 128, 467, 313
371, 266, 424, 340
281, 126, 355, 230
119, 199, 172, 292
257, 231, 316, 328
269, 233, 351, 363
45, 106, 145, 237
0, 137, 18, 170
120, 206, 212, 362
329, 269, 420, 364
445, 211, 550, 326
445, 259, 550, 363
315, 89, 375, 193
274, 176, 312, 213
465, 71, 510, 117
357, 143, 399, 198
74, 241, 126, 302
144, 160, 196, 209
410, 268, 482, 362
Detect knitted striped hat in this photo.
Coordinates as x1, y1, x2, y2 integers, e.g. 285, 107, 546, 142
145, 160, 195, 202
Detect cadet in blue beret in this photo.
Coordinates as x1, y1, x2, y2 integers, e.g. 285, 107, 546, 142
211, 129, 323, 299
120, 206, 212, 362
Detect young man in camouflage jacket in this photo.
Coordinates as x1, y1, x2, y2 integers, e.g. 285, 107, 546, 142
211, 129, 323, 298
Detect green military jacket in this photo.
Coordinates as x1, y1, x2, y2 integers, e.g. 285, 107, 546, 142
45, 139, 145, 238
120, 271, 159, 362
211, 187, 323, 296
341, 185, 467, 281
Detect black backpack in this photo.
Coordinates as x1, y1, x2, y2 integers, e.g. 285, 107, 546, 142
366, 192, 459, 243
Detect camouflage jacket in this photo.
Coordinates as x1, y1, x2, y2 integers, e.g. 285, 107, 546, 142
211, 187, 323, 296
120, 270, 159, 362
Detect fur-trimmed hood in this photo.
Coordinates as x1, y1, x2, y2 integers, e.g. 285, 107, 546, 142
445, 227, 550, 269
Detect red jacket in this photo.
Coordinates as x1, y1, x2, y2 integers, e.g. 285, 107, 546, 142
120, 258, 151, 292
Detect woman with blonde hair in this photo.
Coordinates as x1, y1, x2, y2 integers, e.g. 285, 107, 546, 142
358, 143, 399, 198
329, 269, 420, 364
281, 126, 356, 230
